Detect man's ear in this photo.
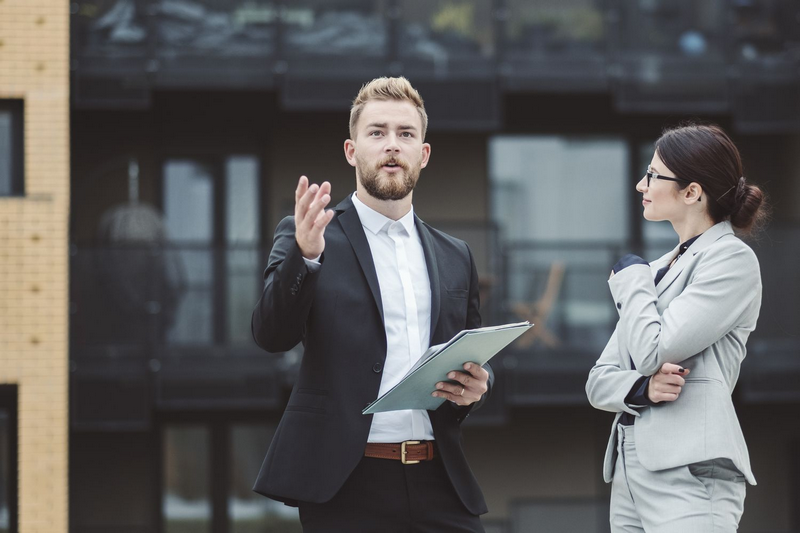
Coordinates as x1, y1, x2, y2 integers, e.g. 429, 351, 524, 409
344, 139, 357, 168
420, 143, 431, 169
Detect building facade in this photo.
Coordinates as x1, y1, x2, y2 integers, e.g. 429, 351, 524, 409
66, 1, 800, 533
0, 1, 71, 532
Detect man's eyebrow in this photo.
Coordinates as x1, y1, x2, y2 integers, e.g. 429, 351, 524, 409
365, 122, 418, 131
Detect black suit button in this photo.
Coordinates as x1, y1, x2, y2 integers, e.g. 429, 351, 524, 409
617, 302, 622, 310
372, 363, 383, 373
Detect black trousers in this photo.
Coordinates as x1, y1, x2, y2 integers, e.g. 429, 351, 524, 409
298, 455, 485, 533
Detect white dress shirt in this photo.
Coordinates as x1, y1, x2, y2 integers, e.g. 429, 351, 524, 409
351, 193, 434, 442
302, 194, 434, 441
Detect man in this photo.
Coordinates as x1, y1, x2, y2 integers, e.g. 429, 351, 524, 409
251, 76, 493, 532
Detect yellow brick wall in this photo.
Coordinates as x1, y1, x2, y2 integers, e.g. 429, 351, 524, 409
0, 0, 70, 532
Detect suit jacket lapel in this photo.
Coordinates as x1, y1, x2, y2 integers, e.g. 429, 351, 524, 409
335, 196, 384, 324
654, 221, 734, 296
415, 217, 441, 344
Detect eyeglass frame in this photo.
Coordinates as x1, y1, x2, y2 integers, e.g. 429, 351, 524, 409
645, 166, 688, 188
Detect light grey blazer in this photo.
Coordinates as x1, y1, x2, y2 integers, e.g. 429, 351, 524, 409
586, 221, 762, 485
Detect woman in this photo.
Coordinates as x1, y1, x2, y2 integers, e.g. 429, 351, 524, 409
586, 124, 768, 532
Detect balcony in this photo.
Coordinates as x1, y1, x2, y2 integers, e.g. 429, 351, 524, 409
70, 0, 800, 131
70, 224, 800, 430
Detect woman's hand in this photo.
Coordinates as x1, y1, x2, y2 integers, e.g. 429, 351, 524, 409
648, 363, 689, 403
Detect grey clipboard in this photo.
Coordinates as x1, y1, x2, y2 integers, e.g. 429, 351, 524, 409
362, 321, 532, 415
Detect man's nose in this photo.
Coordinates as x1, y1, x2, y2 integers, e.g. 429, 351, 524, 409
384, 133, 400, 152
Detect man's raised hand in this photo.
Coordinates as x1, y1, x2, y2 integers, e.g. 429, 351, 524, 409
295, 176, 334, 259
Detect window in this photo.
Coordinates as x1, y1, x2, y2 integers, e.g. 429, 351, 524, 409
0, 386, 18, 533
161, 155, 262, 345
0, 100, 24, 197
489, 136, 630, 350
161, 421, 299, 533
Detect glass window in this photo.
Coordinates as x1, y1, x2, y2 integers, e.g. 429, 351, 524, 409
229, 424, 300, 533
163, 159, 215, 344
400, 0, 494, 67
225, 156, 262, 344
74, 1, 278, 58
0, 100, 24, 197
0, 387, 18, 533
163, 426, 212, 533
0, 411, 9, 533
619, 0, 726, 59
489, 136, 630, 349
283, 1, 389, 57
505, 0, 605, 59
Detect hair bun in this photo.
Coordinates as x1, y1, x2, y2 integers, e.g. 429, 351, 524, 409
730, 180, 768, 235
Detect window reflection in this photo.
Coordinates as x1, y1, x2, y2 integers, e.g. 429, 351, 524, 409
490, 136, 629, 349
75, 0, 278, 56
163, 425, 211, 533
400, 1, 494, 65
284, 1, 388, 57
619, 0, 726, 59
163, 160, 215, 345
225, 157, 262, 344
229, 425, 300, 533
505, 0, 605, 58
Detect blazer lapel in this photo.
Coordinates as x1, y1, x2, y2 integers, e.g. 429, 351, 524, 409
655, 221, 734, 296
335, 196, 384, 324
415, 217, 441, 344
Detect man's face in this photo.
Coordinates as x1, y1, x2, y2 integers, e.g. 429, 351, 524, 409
345, 99, 431, 201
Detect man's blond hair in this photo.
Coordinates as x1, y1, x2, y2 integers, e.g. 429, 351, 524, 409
349, 77, 428, 140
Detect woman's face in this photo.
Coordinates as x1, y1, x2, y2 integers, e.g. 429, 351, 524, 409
636, 151, 684, 222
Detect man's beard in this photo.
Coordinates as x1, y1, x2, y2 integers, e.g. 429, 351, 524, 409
356, 154, 420, 201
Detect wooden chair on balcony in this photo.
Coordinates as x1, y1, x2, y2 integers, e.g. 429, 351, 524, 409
510, 261, 566, 349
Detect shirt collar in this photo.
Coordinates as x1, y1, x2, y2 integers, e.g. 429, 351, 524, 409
679, 234, 702, 255
351, 192, 416, 236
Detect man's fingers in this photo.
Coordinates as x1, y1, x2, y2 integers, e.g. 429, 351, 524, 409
295, 176, 309, 204
432, 382, 476, 405
463, 362, 489, 381
295, 183, 319, 221
445, 367, 488, 397
307, 208, 333, 239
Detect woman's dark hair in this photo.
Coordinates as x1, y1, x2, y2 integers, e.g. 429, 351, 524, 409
655, 124, 769, 236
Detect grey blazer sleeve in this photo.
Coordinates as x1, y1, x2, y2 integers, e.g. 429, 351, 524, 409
586, 329, 645, 416
607, 242, 761, 377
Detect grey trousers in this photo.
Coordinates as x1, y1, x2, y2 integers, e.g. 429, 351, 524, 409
610, 424, 746, 533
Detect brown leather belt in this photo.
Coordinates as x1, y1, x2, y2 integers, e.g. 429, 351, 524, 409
364, 440, 436, 465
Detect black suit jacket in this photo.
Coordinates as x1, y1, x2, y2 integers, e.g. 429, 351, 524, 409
251, 194, 492, 515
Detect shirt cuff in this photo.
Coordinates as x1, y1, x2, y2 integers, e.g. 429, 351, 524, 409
624, 376, 658, 407
613, 254, 648, 274
302, 255, 322, 273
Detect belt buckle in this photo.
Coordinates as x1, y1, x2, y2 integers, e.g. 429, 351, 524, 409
401, 440, 421, 465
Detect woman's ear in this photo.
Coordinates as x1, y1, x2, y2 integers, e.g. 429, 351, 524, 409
686, 184, 703, 204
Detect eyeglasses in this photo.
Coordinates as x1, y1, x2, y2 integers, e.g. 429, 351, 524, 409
645, 166, 686, 187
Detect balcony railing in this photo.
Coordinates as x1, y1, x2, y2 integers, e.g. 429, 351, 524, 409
71, 0, 800, 131
69, 223, 800, 428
